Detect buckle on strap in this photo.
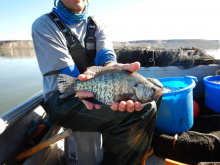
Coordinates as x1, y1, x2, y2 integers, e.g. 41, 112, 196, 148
89, 25, 96, 29
66, 36, 78, 48
47, 11, 80, 49
85, 17, 96, 41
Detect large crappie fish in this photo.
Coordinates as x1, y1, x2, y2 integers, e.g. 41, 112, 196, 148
58, 66, 163, 105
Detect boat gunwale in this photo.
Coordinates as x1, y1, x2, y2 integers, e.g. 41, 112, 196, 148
0, 91, 43, 134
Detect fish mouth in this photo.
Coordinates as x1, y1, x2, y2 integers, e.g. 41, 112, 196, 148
152, 89, 163, 101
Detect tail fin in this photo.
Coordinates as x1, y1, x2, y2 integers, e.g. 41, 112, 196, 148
57, 74, 76, 99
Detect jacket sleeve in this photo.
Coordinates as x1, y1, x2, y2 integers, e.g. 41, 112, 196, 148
93, 16, 117, 66
32, 15, 74, 76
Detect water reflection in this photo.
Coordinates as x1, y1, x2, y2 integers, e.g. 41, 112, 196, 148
0, 48, 36, 57
0, 49, 42, 116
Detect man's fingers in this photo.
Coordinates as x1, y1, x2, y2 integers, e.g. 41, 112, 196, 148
118, 101, 126, 112
78, 92, 101, 110
110, 102, 119, 111
78, 68, 96, 81
134, 102, 143, 111
82, 100, 101, 110
94, 104, 101, 109
78, 74, 93, 81
82, 100, 93, 110
111, 100, 143, 112
76, 91, 93, 98
122, 62, 140, 72
126, 100, 135, 113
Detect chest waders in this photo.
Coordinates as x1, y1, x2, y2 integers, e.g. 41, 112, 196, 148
48, 11, 96, 74
43, 11, 162, 165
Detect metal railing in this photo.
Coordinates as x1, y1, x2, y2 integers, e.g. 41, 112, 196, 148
0, 91, 43, 134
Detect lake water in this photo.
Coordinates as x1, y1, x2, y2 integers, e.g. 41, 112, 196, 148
0, 48, 219, 116
0, 49, 42, 116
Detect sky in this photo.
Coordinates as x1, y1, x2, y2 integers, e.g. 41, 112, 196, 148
0, 0, 220, 42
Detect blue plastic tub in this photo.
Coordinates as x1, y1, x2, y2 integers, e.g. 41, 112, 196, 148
203, 76, 220, 113
155, 76, 197, 135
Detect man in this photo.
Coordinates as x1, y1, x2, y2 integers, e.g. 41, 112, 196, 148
32, 0, 162, 164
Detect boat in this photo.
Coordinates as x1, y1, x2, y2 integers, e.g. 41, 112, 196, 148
0, 61, 220, 165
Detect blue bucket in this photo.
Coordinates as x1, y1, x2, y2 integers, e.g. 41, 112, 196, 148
155, 76, 197, 135
203, 75, 220, 113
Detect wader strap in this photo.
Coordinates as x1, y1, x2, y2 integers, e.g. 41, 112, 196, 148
47, 11, 80, 49
84, 16, 97, 66
85, 16, 96, 45
47, 11, 97, 74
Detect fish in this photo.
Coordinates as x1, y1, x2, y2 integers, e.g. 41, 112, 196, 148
57, 66, 163, 106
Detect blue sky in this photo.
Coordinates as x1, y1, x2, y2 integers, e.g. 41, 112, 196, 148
0, 0, 220, 41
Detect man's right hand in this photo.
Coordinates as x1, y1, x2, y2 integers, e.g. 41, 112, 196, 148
76, 90, 101, 110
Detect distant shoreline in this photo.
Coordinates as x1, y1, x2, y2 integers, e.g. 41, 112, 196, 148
0, 39, 220, 50
0, 40, 34, 50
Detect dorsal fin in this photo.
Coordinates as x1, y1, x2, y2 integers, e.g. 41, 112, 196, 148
84, 66, 122, 76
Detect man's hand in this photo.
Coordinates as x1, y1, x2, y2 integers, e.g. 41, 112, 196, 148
76, 90, 101, 110
76, 62, 143, 112
76, 69, 102, 110
104, 62, 143, 112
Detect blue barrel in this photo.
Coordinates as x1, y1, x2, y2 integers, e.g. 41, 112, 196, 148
203, 75, 220, 113
155, 76, 197, 135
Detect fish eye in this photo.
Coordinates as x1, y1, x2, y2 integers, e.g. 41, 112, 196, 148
134, 83, 138, 87
151, 87, 156, 92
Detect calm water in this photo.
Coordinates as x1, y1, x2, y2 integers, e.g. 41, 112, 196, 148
0, 49, 42, 116
0, 48, 219, 116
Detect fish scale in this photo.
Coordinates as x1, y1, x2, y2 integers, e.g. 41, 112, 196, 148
97, 72, 115, 105
76, 73, 115, 105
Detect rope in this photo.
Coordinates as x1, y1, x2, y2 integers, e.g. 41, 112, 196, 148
172, 134, 178, 150
216, 69, 220, 75
188, 131, 220, 143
